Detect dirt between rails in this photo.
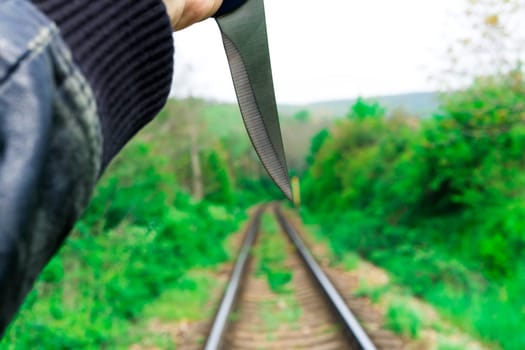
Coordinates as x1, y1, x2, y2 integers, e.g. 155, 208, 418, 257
222, 226, 352, 349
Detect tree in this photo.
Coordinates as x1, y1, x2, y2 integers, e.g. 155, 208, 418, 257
441, 0, 525, 88
346, 98, 385, 120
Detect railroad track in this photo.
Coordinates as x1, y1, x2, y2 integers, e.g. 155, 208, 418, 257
202, 205, 393, 350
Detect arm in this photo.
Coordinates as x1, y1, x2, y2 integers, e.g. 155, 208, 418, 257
0, 0, 244, 336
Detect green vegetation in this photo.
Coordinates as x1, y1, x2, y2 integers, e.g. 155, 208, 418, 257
301, 69, 525, 349
126, 270, 219, 348
0, 140, 242, 349
340, 251, 360, 271
385, 302, 423, 339
252, 214, 302, 333
1, 22, 521, 348
0, 97, 279, 349
141, 270, 220, 322
258, 297, 302, 333
354, 284, 391, 304
438, 339, 472, 350
255, 214, 293, 293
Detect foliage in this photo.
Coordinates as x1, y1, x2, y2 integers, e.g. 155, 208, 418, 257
301, 70, 525, 349
305, 128, 330, 167
292, 109, 311, 122
340, 252, 360, 271
0, 100, 248, 348
442, 0, 525, 88
354, 284, 391, 304
385, 302, 422, 339
348, 98, 386, 120
258, 297, 302, 333
141, 271, 220, 322
255, 214, 293, 293
203, 148, 234, 205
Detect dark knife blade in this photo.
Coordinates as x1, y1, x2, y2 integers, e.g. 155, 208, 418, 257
215, 0, 292, 200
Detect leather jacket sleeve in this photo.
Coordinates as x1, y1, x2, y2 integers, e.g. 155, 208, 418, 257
0, 0, 124, 335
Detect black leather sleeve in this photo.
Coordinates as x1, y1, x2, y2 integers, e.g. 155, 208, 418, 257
0, 0, 101, 335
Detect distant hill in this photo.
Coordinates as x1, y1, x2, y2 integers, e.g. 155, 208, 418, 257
279, 91, 440, 119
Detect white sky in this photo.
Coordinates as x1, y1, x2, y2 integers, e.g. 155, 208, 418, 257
171, 0, 464, 104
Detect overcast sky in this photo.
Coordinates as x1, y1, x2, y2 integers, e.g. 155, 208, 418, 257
171, 0, 465, 105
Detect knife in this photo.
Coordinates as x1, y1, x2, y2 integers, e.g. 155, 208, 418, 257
214, 0, 292, 200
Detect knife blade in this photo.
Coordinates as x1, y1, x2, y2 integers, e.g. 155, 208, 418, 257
215, 0, 292, 200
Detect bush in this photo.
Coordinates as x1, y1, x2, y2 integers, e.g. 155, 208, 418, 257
1, 137, 244, 348
301, 71, 525, 348
385, 302, 422, 339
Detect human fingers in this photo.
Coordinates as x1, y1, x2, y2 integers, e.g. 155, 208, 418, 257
163, 0, 223, 31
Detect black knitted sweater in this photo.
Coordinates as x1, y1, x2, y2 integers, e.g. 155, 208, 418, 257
31, 0, 174, 169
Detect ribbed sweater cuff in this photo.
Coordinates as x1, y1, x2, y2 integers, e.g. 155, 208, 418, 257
31, 0, 174, 169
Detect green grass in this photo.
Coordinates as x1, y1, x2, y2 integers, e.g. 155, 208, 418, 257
340, 251, 360, 271
385, 301, 423, 339
0, 157, 243, 349
254, 213, 293, 293
0, 96, 283, 348
124, 271, 220, 349
142, 271, 218, 322
354, 283, 391, 303
251, 213, 303, 334
302, 208, 524, 349
258, 296, 303, 332
129, 333, 176, 350
437, 338, 471, 350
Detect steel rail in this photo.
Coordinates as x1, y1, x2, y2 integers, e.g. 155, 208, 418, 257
274, 206, 378, 350
203, 206, 264, 350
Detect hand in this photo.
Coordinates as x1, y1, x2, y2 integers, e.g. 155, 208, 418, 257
163, 0, 224, 31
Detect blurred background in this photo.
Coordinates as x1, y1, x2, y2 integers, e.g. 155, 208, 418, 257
2, 0, 525, 349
